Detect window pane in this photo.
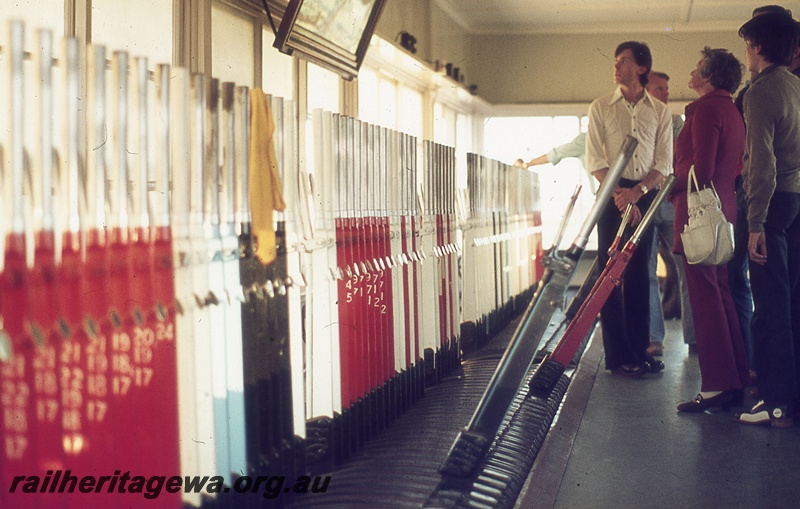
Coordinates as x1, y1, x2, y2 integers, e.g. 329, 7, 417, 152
92, 0, 171, 65
434, 103, 456, 146
262, 28, 294, 99
455, 112, 471, 188
483, 116, 596, 250
212, 2, 254, 87
0, 2, 64, 54
378, 78, 396, 129
307, 62, 340, 113
358, 66, 380, 124
398, 85, 422, 138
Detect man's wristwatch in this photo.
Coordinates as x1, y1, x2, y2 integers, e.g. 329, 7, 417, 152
639, 183, 648, 194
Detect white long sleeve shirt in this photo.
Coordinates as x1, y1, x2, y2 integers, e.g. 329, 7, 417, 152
586, 87, 673, 181
547, 132, 587, 166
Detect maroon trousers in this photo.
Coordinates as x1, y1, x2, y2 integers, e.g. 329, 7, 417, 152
682, 260, 751, 391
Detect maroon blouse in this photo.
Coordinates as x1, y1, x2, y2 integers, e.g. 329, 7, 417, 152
671, 88, 745, 253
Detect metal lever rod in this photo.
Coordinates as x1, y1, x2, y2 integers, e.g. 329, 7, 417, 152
550, 184, 581, 254
234, 86, 251, 233
34, 28, 54, 240
570, 134, 638, 254
439, 136, 638, 479
153, 64, 171, 228
62, 38, 82, 241
8, 21, 25, 239
608, 203, 633, 255
220, 82, 236, 232
205, 78, 220, 230
133, 56, 150, 233
540, 174, 677, 373
109, 50, 129, 236
86, 44, 107, 246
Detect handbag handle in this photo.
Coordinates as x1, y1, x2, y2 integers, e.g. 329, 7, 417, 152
687, 165, 700, 194
686, 164, 722, 207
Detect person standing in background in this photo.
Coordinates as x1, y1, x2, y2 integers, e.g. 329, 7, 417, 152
644, 71, 695, 358
517, 76, 687, 363
732, 5, 799, 374
734, 12, 800, 427
730, 3, 793, 378
670, 47, 750, 413
586, 41, 673, 377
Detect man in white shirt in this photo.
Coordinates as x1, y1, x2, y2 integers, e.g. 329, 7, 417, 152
586, 41, 673, 377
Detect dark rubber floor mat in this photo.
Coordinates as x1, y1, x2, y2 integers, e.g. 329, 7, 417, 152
288, 309, 587, 509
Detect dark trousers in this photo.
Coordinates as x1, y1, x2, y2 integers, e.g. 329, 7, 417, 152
749, 192, 800, 403
728, 175, 754, 365
597, 179, 656, 369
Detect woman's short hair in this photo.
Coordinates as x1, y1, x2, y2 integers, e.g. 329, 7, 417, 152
697, 47, 743, 94
738, 11, 799, 66
615, 41, 652, 86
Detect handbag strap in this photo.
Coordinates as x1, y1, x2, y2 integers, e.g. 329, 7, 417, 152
688, 165, 700, 193
687, 164, 723, 206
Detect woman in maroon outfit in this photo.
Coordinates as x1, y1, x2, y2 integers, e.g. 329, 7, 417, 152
672, 47, 752, 412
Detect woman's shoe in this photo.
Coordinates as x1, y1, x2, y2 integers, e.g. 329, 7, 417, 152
734, 400, 794, 428
677, 391, 734, 413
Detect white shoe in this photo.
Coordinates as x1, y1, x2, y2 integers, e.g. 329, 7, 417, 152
734, 400, 794, 428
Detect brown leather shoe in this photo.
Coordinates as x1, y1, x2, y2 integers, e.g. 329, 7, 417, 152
677, 391, 734, 413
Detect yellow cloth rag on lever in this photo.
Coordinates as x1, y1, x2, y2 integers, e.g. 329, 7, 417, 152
249, 88, 286, 264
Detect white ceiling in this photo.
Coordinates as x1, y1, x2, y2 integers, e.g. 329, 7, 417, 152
434, 0, 800, 34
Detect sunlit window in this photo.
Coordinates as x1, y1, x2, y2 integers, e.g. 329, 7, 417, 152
0, 2, 64, 50
484, 116, 596, 250
212, 2, 254, 87
0, 0, 64, 45
359, 69, 422, 136
434, 103, 456, 147
358, 66, 380, 124
307, 62, 340, 113
92, 0, 171, 65
378, 78, 396, 129
262, 28, 294, 99
398, 85, 423, 139
455, 113, 472, 189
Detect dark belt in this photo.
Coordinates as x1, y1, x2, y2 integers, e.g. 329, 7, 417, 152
618, 177, 644, 188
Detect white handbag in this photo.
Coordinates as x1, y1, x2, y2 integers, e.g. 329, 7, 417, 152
680, 165, 735, 265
